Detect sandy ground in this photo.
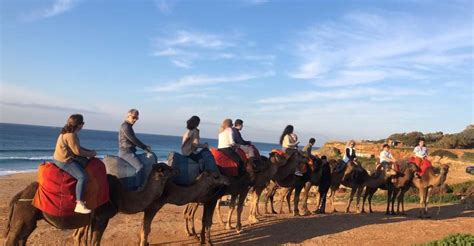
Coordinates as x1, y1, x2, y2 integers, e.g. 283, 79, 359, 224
0, 172, 473, 245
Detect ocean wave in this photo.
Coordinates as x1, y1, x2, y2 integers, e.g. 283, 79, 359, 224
0, 169, 37, 176
0, 155, 107, 161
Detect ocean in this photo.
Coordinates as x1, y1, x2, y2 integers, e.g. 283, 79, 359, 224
0, 123, 281, 176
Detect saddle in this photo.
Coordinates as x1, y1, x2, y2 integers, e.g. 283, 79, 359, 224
103, 153, 157, 189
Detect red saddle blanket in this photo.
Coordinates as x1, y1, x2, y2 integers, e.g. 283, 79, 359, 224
33, 158, 109, 217
409, 156, 432, 176
210, 148, 247, 177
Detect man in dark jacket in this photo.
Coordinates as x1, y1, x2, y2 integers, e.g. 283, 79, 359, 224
314, 155, 331, 214
118, 109, 151, 188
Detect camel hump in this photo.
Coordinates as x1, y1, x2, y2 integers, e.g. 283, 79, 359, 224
103, 153, 156, 189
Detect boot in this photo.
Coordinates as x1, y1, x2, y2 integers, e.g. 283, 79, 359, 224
74, 201, 91, 214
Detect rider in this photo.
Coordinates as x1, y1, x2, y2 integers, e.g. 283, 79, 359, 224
232, 119, 255, 158
218, 119, 245, 176
379, 143, 396, 170
412, 138, 432, 177
302, 138, 316, 158
118, 109, 152, 188
53, 114, 97, 214
280, 125, 304, 176
181, 115, 209, 163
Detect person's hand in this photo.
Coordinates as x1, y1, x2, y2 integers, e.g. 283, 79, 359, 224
145, 146, 152, 153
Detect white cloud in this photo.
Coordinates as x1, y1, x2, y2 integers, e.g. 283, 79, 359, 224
25, 0, 78, 20
150, 71, 275, 92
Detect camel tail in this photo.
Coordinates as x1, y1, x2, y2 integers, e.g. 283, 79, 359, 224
3, 189, 23, 237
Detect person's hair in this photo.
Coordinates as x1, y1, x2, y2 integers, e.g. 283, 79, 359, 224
347, 140, 356, 147
321, 155, 327, 160
127, 108, 139, 116
309, 138, 316, 144
419, 138, 425, 142
235, 119, 243, 126
279, 125, 294, 144
382, 143, 390, 149
60, 114, 84, 134
186, 116, 200, 130
219, 119, 233, 133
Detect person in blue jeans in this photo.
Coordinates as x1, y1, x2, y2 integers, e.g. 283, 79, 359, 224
118, 109, 152, 188
53, 114, 97, 214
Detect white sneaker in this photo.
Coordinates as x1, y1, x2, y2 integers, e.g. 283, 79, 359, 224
74, 201, 91, 214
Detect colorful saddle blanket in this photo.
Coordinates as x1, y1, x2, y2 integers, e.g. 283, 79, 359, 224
168, 150, 219, 186
210, 148, 247, 177
33, 158, 109, 217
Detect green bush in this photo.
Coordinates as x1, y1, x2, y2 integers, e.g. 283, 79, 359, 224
446, 181, 474, 195
423, 233, 474, 246
462, 152, 474, 162
430, 150, 458, 159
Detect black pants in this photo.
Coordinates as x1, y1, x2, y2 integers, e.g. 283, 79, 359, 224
219, 147, 245, 175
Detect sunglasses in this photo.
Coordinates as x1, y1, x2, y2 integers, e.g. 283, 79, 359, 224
131, 116, 139, 120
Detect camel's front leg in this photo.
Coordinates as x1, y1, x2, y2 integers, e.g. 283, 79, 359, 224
329, 188, 337, 212
201, 199, 218, 246
235, 189, 250, 233
140, 202, 164, 246
418, 188, 426, 218
91, 218, 109, 246
225, 195, 237, 230
248, 186, 264, 224
361, 187, 370, 213
301, 182, 312, 215
355, 186, 363, 213
216, 198, 225, 226
345, 188, 357, 213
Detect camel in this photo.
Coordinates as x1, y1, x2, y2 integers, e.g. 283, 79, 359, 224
264, 157, 325, 216
184, 152, 308, 245
137, 171, 230, 246
360, 164, 398, 214
4, 163, 175, 246
327, 160, 370, 213
391, 162, 419, 215
411, 164, 449, 218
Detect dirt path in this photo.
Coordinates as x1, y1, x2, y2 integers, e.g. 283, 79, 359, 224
0, 173, 472, 245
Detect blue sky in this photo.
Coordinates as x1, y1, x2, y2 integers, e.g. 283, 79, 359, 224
0, 0, 472, 144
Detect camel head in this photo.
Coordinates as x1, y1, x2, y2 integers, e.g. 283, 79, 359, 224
384, 167, 397, 177
268, 151, 287, 166
150, 163, 178, 181
196, 171, 231, 187
437, 164, 450, 186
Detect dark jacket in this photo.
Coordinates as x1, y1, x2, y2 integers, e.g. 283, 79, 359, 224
318, 161, 332, 194
119, 121, 147, 153
232, 128, 251, 145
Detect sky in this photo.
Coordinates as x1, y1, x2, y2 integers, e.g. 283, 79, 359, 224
0, 0, 473, 145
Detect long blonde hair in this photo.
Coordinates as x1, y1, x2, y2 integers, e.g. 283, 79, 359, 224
346, 140, 356, 148
219, 119, 233, 133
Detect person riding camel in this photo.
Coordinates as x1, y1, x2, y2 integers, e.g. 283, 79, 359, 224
218, 119, 246, 176
232, 119, 254, 158
280, 125, 305, 176
118, 109, 152, 188
181, 115, 209, 163
379, 143, 396, 170
412, 138, 432, 178
53, 114, 97, 214
302, 138, 316, 158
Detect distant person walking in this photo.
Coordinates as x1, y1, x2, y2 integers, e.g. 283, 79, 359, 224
53, 114, 96, 214
118, 109, 151, 188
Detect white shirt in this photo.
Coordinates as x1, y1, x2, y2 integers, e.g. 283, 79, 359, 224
282, 134, 298, 150
414, 146, 428, 158
218, 128, 235, 149
379, 150, 394, 163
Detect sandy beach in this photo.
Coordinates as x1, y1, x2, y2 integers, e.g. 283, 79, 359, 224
0, 172, 472, 245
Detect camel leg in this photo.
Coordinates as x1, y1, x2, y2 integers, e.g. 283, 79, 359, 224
248, 186, 264, 224
139, 201, 165, 246
418, 188, 426, 218
184, 203, 199, 238
235, 189, 250, 233
286, 188, 294, 214
390, 188, 398, 215
345, 188, 356, 213
255, 186, 264, 216
190, 203, 199, 237
216, 198, 225, 226
264, 183, 277, 214
368, 188, 376, 213
424, 187, 432, 218
355, 186, 363, 213
5, 204, 40, 246
361, 187, 370, 213
293, 184, 304, 217
91, 218, 109, 246
301, 182, 312, 216
184, 204, 193, 237
224, 195, 237, 230
73, 227, 86, 246
278, 188, 288, 214
386, 188, 393, 215
200, 198, 218, 246
329, 188, 337, 213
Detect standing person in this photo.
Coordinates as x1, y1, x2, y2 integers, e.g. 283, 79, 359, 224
412, 138, 432, 177
181, 115, 209, 163
118, 109, 151, 188
53, 114, 97, 214
218, 119, 245, 175
380, 143, 396, 170
302, 138, 316, 158
232, 119, 255, 158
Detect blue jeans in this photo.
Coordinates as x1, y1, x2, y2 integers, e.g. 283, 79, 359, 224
54, 160, 88, 201
119, 150, 145, 187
